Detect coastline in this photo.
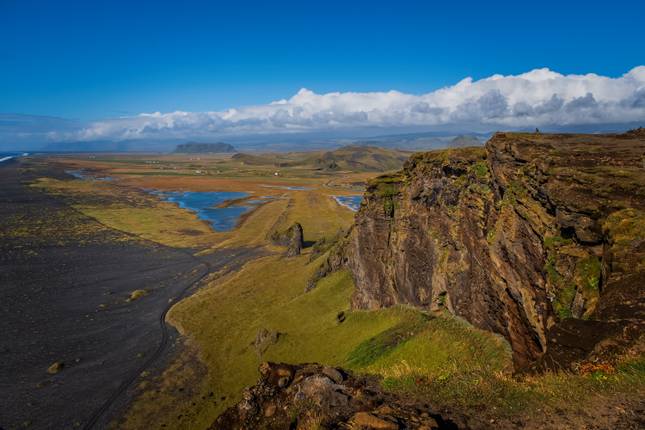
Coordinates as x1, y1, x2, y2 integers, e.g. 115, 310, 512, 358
0, 159, 263, 429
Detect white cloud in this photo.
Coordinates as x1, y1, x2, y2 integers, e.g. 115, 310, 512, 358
56, 66, 645, 141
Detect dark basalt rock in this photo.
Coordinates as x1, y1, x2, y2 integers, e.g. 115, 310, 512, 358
211, 362, 461, 430
328, 130, 644, 370
271, 222, 305, 257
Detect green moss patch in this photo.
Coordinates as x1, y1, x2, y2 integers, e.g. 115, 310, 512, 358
346, 315, 430, 367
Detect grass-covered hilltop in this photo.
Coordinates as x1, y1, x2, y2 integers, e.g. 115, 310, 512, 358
1, 132, 643, 430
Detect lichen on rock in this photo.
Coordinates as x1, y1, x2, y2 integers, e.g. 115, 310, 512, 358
316, 130, 644, 370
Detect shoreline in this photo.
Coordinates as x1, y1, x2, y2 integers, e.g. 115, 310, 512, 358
0, 159, 263, 430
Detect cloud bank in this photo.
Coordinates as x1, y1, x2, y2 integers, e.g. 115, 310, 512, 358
30, 66, 645, 142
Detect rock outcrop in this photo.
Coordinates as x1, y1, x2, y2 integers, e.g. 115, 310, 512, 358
343, 131, 644, 368
212, 362, 459, 430
271, 222, 305, 257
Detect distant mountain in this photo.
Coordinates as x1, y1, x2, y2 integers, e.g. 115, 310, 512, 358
230, 145, 410, 172
448, 135, 482, 148
305, 145, 410, 172
174, 142, 237, 153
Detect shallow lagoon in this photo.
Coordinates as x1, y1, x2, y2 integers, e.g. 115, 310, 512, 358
67, 166, 261, 231
153, 190, 262, 232
333, 195, 363, 212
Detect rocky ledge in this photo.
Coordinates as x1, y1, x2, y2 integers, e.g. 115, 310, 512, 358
212, 362, 460, 430
322, 130, 644, 370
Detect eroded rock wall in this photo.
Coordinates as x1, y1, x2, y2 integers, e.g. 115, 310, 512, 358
346, 131, 645, 368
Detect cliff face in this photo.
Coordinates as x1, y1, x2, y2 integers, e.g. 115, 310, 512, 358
347, 131, 645, 367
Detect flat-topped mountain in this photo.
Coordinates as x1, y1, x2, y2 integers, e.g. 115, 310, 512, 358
174, 142, 237, 153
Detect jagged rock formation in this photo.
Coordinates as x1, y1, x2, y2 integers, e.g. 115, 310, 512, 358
271, 222, 305, 257
343, 131, 644, 368
212, 362, 460, 430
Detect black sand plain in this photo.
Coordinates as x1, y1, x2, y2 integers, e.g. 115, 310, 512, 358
0, 159, 259, 429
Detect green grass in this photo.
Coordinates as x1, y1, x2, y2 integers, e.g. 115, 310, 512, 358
543, 235, 573, 249
470, 160, 489, 178
134, 258, 423, 429
553, 284, 576, 320
360, 315, 511, 386
346, 315, 430, 367
577, 256, 601, 292
376, 332, 644, 419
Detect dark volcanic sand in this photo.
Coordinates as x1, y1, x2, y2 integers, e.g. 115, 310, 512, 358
0, 160, 261, 430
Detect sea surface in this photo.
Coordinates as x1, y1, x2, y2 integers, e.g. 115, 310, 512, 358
333, 195, 363, 211
0, 152, 27, 163
152, 190, 267, 231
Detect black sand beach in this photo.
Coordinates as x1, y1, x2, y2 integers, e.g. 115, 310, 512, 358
0, 160, 259, 429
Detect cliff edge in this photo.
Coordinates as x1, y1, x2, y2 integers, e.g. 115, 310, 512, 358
346, 130, 644, 368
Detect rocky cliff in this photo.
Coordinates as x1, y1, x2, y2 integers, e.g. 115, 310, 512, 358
213, 362, 460, 430
345, 130, 645, 368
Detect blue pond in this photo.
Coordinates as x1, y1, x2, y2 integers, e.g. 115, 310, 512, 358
153, 191, 257, 232
333, 195, 363, 212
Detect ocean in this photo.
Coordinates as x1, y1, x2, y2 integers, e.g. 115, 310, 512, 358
0, 152, 27, 163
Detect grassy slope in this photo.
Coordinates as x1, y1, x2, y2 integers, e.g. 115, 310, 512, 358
276, 190, 354, 243
40, 155, 643, 429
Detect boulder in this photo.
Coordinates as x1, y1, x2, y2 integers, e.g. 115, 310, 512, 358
211, 362, 457, 429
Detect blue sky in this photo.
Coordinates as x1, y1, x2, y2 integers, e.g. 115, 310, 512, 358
1, 1, 644, 147
2, 0, 644, 119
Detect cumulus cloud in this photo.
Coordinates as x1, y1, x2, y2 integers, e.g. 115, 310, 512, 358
54, 66, 645, 141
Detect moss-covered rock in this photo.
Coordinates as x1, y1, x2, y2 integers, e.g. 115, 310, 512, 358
342, 130, 645, 370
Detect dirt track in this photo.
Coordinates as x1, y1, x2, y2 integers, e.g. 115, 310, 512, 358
0, 159, 261, 429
